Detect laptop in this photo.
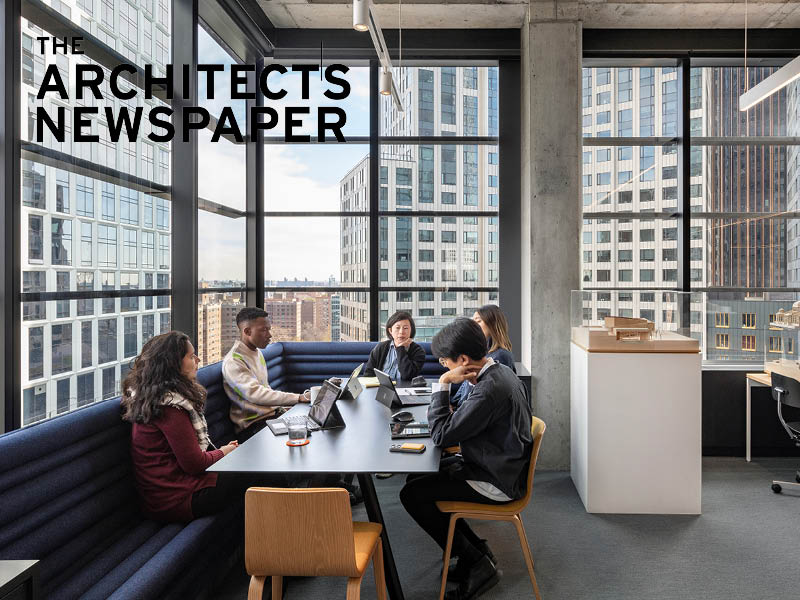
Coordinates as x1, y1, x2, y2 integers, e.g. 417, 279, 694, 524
337, 363, 364, 400
266, 380, 346, 435
374, 369, 432, 408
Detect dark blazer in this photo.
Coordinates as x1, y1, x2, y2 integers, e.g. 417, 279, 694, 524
364, 339, 426, 382
488, 347, 516, 372
428, 362, 532, 499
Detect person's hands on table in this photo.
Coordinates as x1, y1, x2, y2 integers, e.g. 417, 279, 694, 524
297, 390, 311, 403
221, 440, 239, 455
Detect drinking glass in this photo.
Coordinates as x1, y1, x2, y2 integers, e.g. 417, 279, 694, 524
286, 421, 309, 446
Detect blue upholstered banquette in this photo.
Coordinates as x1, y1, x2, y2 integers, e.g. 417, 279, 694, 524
0, 341, 443, 599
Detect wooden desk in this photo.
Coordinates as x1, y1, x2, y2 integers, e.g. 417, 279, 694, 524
745, 372, 772, 462
209, 386, 440, 600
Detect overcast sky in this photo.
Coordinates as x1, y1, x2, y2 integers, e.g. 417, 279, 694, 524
196, 28, 370, 282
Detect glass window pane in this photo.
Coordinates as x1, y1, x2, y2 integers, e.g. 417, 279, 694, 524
381, 145, 500, 211
265, 217, 368, 289
379, 292, 500, 341
695, 66, 796, 136
382, 66, 498, 137
381, 217, 498, 288
261, 65, 369, 138
581, 217, 680, 288
264, 144, 369, 212
197, 291, 246, 366
582, 67, 677, 138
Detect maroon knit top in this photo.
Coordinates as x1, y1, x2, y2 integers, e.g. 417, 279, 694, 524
130, 406, 224, 522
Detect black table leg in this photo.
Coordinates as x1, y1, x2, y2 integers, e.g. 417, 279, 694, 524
357, 473, 405, 600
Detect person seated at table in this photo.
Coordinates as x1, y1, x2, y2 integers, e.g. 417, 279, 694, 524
123, 331, 240, 522
451, 305, 517, 409
364, 310, 426, 382
223, 307, 310, 441
399, 318, 532, 600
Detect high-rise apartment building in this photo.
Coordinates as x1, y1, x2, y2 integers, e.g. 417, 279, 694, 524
20, 0, 173, 425
197, 299, 241, 365
704, 69, 795, 362
339, 67, 500, 342
786, 81, 800, 285
330, 294, 341, 342
705, 67, 787, 289
580, 66, 706, 343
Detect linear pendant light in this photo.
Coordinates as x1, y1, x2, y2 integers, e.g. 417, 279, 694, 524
739, 55, 800, 111
352, 0, 404, 112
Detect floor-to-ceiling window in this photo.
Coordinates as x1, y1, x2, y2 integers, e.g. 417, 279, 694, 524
262, 63, 370, 342
580, 59, 800, 365
18, 0, 172, 425
375, 65, 500, 342
195, 25, 247, 366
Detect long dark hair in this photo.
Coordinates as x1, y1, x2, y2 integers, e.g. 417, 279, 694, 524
476, 304, 512, 353
121, 331, 206, 424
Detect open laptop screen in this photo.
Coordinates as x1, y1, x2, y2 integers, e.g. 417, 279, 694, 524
308, 381, 340, 426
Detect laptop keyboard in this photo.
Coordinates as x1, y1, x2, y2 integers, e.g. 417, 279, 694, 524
281, 414, 321, 431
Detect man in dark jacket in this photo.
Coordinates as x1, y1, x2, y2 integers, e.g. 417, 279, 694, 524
399, 318, 532, 600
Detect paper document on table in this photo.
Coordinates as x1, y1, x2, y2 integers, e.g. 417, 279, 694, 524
359, 376, 394, 388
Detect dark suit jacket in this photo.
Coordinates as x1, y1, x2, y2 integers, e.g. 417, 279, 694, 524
364, 339, 426, 382
428, 362, 532, 499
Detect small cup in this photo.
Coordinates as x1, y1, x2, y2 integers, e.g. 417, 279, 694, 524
310, 386, 322, 404
286, 421, 309, 446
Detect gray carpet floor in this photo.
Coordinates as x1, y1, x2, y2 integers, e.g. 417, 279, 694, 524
216, 458, 800, 600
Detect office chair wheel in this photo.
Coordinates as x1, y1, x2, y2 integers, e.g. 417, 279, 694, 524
771, 484, 782, 494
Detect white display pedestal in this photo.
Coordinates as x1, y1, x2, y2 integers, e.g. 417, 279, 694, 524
570, 342, 702, 514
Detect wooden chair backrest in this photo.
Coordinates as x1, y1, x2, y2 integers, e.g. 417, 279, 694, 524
506, 417, 546, 513
245, 487, 360, 578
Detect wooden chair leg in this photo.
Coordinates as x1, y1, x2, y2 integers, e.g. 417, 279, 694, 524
346, 575, 363, 600
513, 515, 542, 600
373, 539, 387, 600
248, 575, 266, 600
438, 514, 459, 600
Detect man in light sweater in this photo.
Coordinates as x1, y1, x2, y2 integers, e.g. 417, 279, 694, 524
223, 307, 310, 441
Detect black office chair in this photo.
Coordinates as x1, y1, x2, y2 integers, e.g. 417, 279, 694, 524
769, 373, 800, 494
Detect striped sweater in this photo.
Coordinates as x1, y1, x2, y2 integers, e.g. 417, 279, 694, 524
222, 340, 298, 432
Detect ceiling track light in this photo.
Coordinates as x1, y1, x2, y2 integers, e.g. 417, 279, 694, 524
739, 55, 800, 111
352, 0, 369, 32
352, 0, 404, 112
738, 0, 800, 111
379, 69, 392, 95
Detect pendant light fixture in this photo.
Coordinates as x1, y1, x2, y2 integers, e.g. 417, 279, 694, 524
353, 0, 369, 32
739, 0, 800, 111
351, 0, 404, 112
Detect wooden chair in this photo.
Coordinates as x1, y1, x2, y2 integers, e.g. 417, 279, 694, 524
245, 487, 386, 600
435, 417, 546, 600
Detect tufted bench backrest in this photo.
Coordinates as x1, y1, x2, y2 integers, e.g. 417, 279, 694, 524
0, 399, 140, 589
276, 341, 445, 392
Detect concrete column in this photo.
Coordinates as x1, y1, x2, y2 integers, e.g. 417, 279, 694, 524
521, 17, 582, 470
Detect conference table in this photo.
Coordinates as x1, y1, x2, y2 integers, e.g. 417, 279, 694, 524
208, 385, 441, 600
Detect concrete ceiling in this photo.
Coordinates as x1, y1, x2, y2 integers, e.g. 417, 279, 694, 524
256, 0, 800, 29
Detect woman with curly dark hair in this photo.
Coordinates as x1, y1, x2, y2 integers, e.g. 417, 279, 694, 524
122, 331, 239, 522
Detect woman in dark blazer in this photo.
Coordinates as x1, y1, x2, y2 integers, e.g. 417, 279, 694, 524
364, 311, 426, 382
451, 304, 517, 408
